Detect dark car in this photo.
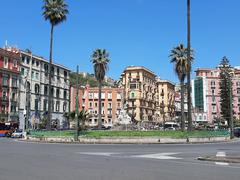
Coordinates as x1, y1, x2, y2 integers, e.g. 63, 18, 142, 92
233, 127, 240, 137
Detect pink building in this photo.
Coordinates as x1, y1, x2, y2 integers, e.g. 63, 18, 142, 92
192, 67, 240, 124
70, 84, 123, 127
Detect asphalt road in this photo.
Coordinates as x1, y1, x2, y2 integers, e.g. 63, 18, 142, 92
0, 138, 240, 180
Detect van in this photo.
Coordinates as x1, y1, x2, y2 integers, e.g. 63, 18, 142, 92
164, 122, 180, 130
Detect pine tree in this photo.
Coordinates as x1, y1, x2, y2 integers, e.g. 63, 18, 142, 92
219, 57, 233, 127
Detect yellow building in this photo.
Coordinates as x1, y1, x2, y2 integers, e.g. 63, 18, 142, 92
156, 79, 175, 122
121, 66, 157, 122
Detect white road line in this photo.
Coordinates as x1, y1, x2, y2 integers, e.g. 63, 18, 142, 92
76, 152, 119, 156
216, 151, 226, 157
132, 152, 182, 160
215, 162, 229, 166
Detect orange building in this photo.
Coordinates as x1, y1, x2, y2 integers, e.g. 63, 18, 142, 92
70, 84, 123, 127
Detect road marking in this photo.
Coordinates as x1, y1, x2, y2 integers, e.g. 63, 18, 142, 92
216, 151, 226, 157
132, 152, 182, 160
76, 152, 119, 156
215, 162, 229, 166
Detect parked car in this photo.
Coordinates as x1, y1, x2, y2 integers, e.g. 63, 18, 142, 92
233, 127, 240, 137
11, 130, 23, 138
164, 122, 180, 130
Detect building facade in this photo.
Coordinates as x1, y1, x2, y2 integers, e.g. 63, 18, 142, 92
0, 48, 20, 122
70, 84, 123, 127
156, 79, 175, 122
18, 50, 70, 129
192, 67, 240, 124
120, 66, 158, 122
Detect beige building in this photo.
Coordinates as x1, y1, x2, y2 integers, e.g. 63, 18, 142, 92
120, 66, 158, 122
156, 79, 175, 122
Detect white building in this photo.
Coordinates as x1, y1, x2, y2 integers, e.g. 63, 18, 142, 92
19, 50, 70, 129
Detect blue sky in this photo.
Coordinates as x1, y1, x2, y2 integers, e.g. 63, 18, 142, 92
1, 0, 240, 83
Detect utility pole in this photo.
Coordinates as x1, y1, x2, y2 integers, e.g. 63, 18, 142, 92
74, 65, 80, 141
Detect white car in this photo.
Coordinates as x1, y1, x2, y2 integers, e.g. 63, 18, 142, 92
11, 130, 23, 138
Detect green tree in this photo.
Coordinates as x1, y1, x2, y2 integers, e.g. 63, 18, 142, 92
170, 44, 193, 131
42, 0, 68, 130
219, 56, 234, 138
91, 49, 110, 129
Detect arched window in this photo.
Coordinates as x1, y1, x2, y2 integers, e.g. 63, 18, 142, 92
35, 84, 40, 94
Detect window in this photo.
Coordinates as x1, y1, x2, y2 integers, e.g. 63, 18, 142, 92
35, 99, 39, 111
11, 105, 16, 113
35, 72, 39, 80
36, 61, 39, 67
44, 85, 48, 95
44, 64, 48, 75
51, 66, 55, 76
237, 88, 240, 95
4, 57, 8, 68
89, 102, 93, 108
101, 102, 104, 107
21, 68, 25, 75
2, 75, 9, 86
35, 84, 40, 94
56, 101, 60, 112
21, 56, 25, 63
11, 92, 16, 101
32, 59, 35, 65
31, 71, 34, 79
51, 87, 54, 97
108, 110, 112, 115
108, 102, 112, 109
89, 93, 93, 99
13, 59, 17, 67
12, 76, 18, 88
64, 90, 67, 99
56, 89, 60, 98
117, 93, 121, 99
95, 102, 98, 107
43, 99, 48, 111
63, 102, 67, 112
108, 92, 112, 99
130, 83, 137, 89
26, 57, 30, 64
64, 71, 68, 82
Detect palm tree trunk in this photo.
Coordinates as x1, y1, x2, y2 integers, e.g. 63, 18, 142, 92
47, 24, 54, 130
187, 0, 192, 132
180, 81, 185, 131
98, 81, 102, 129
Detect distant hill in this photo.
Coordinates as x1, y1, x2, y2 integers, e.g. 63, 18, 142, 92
69, 72, 116, 87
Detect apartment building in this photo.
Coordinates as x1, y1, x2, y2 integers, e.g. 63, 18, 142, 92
192, 67, 240, 124
0, 48, 20, 122
120, 66, 158, 122
70, 84, 123, 127
156, 79, 175, 122
18, 50, 70, 129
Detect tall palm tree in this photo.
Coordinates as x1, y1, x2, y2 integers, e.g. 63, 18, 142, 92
170, 44, 192, 131
186, 0, 192, 131
91, 49, 110, 129
42, 0, 68, 130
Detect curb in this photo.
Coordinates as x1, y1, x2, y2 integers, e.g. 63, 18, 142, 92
22, 136, 231, 144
